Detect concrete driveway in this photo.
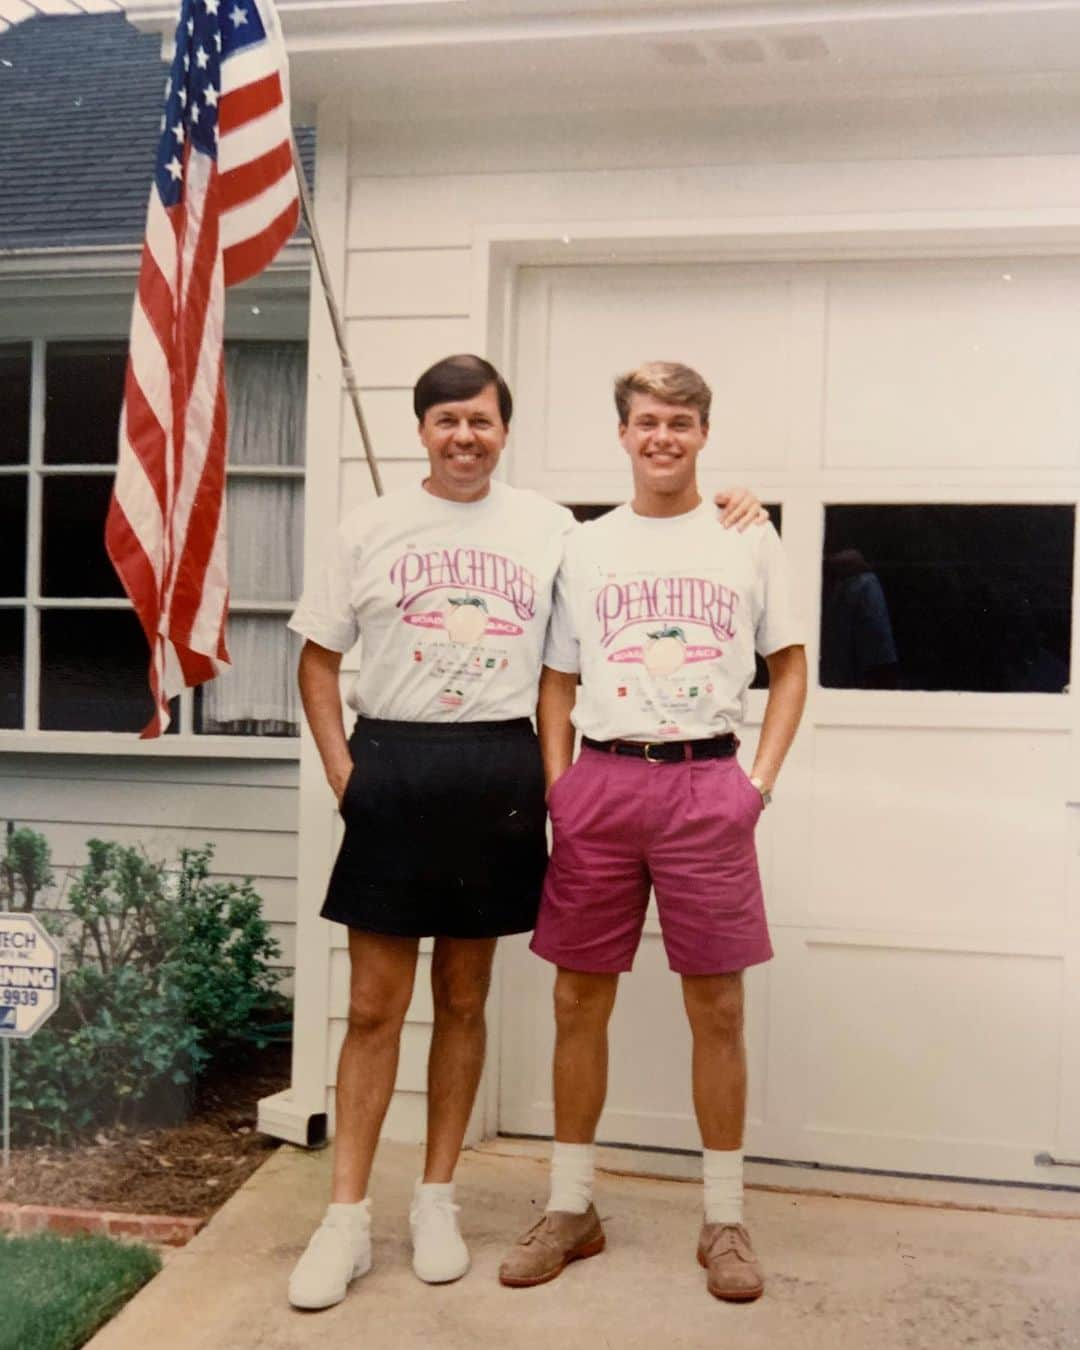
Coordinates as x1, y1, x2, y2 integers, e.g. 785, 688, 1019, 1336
87, 1140, 1080, 1350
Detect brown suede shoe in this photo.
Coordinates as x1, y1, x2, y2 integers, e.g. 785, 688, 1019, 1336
498, 1205, 606, 1287
696, 1222, 765, 1302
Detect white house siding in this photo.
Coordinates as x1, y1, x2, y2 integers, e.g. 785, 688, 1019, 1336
283, 93, 1080, 1172
0, 755, 299, 984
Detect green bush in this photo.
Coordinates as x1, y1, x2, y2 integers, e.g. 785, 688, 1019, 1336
11, 839, 286, 1145
160, 845, 285, 1053
0, 826, 53, 912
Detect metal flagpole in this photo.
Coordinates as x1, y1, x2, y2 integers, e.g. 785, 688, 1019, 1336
290, 133, 384, 498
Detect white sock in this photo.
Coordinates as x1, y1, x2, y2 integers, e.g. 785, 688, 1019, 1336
325, 1199, 372, 1238
413, 1180, 455, 1206
703, 1148, 744, 1225
547, 1142, 595, 1214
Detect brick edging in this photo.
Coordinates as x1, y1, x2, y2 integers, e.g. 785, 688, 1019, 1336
0, 1201, 204, 1245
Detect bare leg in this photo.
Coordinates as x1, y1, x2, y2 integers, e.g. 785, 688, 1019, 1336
681, 972, 747, 1149
331, 930, 420, 1202
552, 968, 620, 1143
423, 936, 498, 1183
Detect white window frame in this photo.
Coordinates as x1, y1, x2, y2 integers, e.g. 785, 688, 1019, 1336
0, 334, 304, 759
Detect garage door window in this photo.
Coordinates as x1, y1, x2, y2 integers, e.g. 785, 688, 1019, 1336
821, 504, 1073, 692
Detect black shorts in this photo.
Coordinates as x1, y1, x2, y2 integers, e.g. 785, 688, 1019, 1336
322, 716, 548, 939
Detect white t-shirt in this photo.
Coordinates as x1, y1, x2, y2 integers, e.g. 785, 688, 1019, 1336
544, 500, 804, 742
289, 481, 574, 722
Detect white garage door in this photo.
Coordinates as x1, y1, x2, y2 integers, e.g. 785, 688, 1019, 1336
496, 257, 1080, 1185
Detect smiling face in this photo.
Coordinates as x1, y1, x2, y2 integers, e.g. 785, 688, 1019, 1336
619, 392, 707, 509
418, 383, 507, 502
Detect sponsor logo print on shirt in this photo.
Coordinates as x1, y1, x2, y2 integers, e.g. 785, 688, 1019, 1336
595, 576, 738, 647
391, 546, 538, 622
606, 625, 724, 672
402, 597, 525, 642
595, 575, 739, 670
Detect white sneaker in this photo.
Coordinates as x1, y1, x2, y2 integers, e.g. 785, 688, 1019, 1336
409, 1182, 470, 1284
288, 1203, 373, 1310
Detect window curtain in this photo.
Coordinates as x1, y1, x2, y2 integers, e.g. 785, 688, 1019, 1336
225, 342, 306, 466
200, 343, 306, 736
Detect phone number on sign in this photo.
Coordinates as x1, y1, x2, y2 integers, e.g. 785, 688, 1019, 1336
2, 989, 39, 1006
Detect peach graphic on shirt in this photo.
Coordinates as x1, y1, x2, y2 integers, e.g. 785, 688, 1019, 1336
643, 626, 687, 677
445, 595, 488, 645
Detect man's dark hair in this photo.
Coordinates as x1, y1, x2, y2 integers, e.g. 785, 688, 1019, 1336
413, 354, 513, 427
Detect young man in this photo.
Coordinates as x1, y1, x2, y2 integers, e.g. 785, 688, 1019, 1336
499, 361, 807, 1303
284, 354, 767, 1310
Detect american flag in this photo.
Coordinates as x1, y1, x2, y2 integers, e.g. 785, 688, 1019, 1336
106, 0, 299, 737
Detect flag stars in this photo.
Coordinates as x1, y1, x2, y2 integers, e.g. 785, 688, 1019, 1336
173, 121, 185, 144
213, 32, 222, 50
186, 16, 194, 34
166, 156, 183, 181
178, 86, 187, 106
204, 84, 219, 107
195, 45, 209, 69
184, 53, 190, 70
191, 103, 201, 124
229, 4, 247, 25
204, 0, 219, 12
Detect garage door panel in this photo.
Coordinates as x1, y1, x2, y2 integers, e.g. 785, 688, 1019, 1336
809, 726, 1069, 932
824, 261, 1080, 470
805, 942, 1061, 1152
514, 266, 796, 497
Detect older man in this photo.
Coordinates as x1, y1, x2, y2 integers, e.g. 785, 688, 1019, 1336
285, 354, 766, 1310
500, 361, 807, 1303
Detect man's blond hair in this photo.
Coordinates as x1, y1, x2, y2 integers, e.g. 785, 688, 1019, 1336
613, 361, 712, 427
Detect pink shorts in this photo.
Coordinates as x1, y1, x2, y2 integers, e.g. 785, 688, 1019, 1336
531, 746, 772, 977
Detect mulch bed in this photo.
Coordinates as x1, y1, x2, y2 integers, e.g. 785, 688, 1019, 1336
2, 1042, 291, 1220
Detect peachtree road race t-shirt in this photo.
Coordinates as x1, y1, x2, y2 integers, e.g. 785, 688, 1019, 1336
544, 500, 804, 742
289, 481, 574, 722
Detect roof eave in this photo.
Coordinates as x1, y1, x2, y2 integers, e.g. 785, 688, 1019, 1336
0, 238, 312, 280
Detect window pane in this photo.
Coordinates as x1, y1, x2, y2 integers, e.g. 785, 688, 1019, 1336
0, 610, 24, 729
0, 345, 31, 466
225, 342, 307, 466
821, 505, 1073, 693
228, 479, 303, 602
195, 617, 300, 736
44, 342, 126, 465
42, 476, 124, 599
0, 476, 27, 597
40, 609, 177, 732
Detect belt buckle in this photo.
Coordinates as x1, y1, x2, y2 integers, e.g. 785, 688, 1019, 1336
643, 742, 663, 763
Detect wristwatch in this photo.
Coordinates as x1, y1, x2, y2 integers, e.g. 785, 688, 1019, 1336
749, 776, 772, 808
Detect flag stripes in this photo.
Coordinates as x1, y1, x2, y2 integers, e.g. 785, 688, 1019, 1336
106, 0, 298, 736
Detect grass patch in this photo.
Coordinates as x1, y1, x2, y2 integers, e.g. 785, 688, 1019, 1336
0, 1231, 161, 1350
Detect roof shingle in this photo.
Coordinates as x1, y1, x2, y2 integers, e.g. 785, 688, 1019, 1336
0, 12, 314, 253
